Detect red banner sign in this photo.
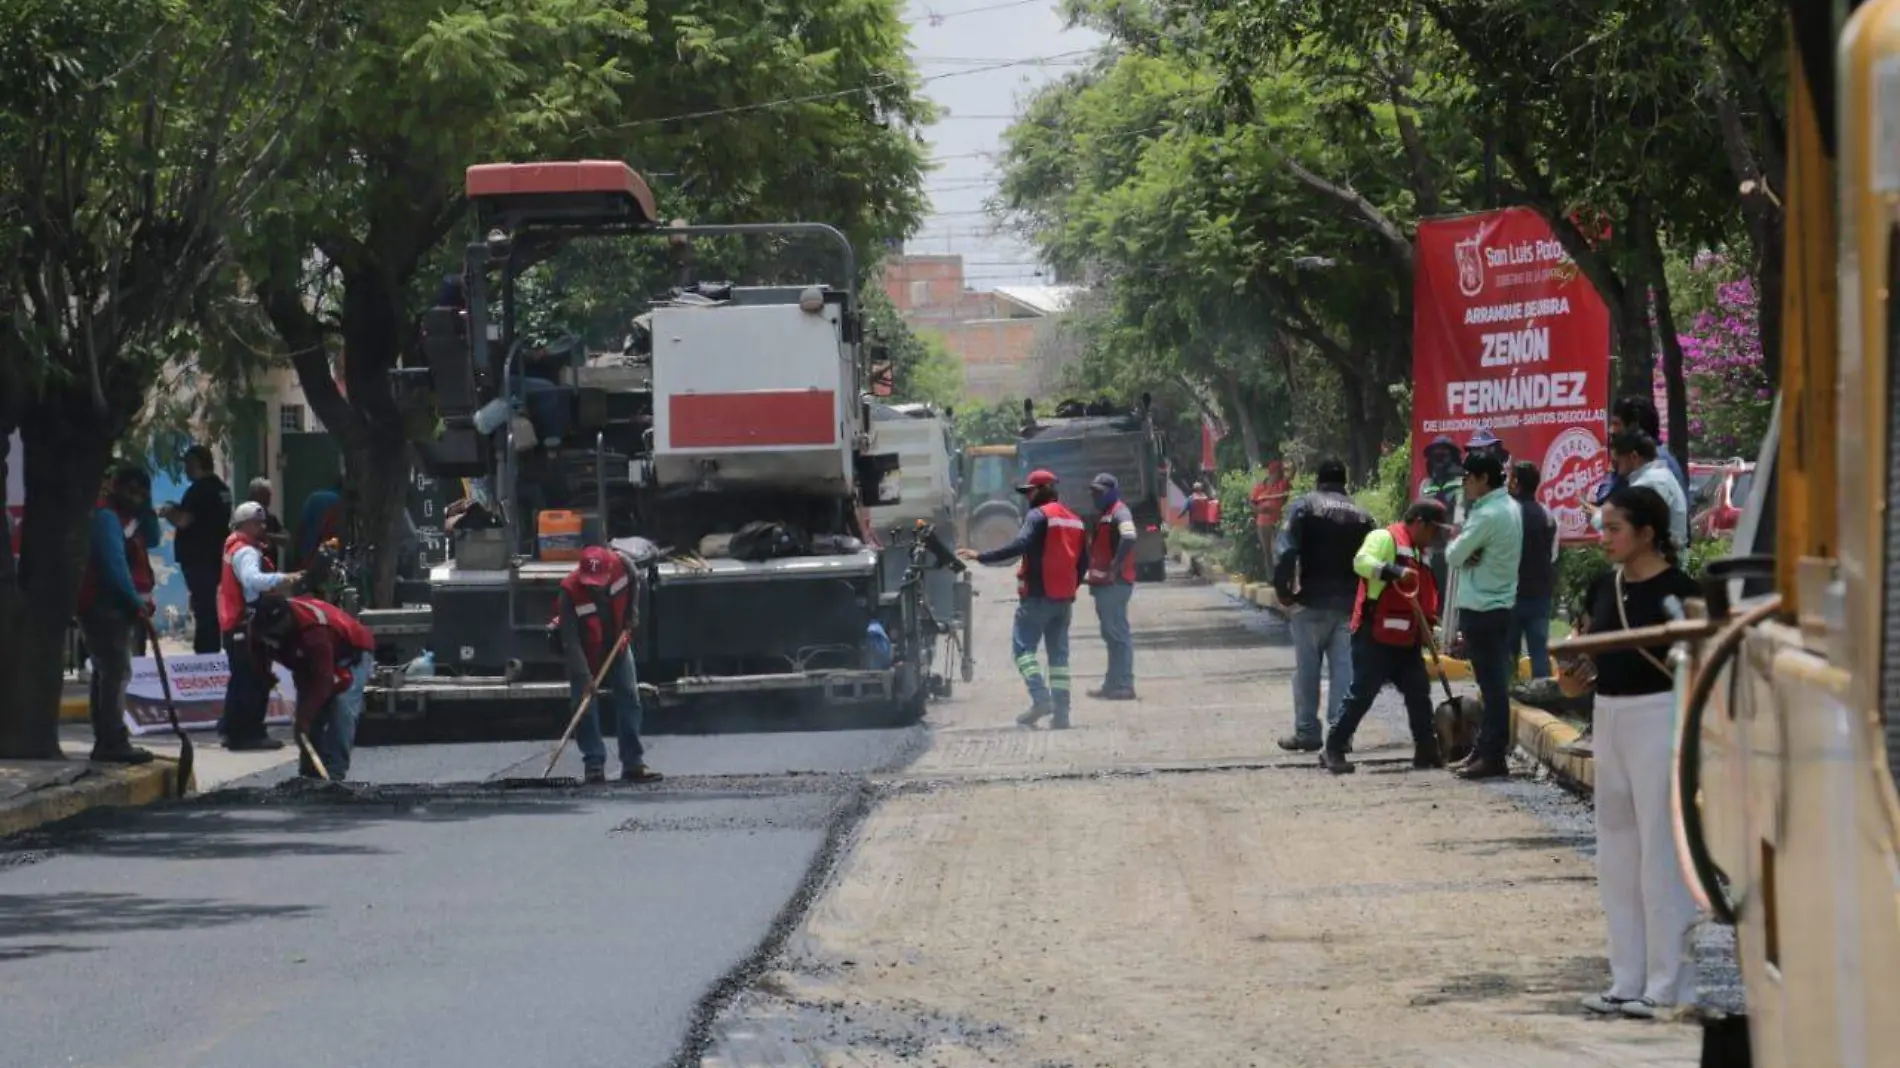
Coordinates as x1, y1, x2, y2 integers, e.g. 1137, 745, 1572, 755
1410, 207, 1612, 540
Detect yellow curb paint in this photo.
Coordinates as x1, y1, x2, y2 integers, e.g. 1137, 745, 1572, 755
58, 697, 88, 723
1511, 702, 1593, 793
1422, 655, 1533, 682
0, 758, 188, 839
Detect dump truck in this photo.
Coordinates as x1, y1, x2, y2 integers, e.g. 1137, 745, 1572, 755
360, 160, 960, 726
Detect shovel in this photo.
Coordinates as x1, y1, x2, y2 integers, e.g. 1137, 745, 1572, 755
142, 620, 194, 798
1398, 575, 1483, 763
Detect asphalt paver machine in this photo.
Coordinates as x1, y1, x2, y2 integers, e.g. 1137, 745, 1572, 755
364, 160, 957, 726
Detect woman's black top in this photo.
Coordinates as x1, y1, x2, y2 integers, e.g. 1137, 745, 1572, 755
1585, 566, 1699, 695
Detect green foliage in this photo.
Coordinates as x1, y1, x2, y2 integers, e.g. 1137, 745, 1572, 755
1556, 537, 1733, 623
955, 399, 1026, 447
1217, 467, 1266, 580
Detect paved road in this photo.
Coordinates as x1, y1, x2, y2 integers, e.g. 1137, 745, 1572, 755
2, 714, 923, 1067
2, 561, 1737, 1068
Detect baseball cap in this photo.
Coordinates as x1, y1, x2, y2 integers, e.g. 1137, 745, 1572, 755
1016, 469, 1058, 493
575, 545, 619, 586
1089, 473, 1119, 492
1466, 428, 1503, 451
231, 501, 269, 529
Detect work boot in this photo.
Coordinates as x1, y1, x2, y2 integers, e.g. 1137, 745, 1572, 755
1412, 742, 1444, 769
1455, 755, 1510, 780
1049, 710, 1071, 730
1276, 734, 1322, 753
621, 764, 664, 784
225, 735, 285, 752
1318, 747, 1355, 775
582, 765, 607, 786
1016, 702, 1054, 727
90, 744, 154, 766
1087, 687, 1137, 701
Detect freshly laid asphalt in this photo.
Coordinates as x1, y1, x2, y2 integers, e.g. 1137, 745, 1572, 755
0, 728, 923, 1068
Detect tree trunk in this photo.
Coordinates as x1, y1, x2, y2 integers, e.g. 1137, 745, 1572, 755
1748, 206, 1785, 389
1612, 278, 1657, 399
1645, 242, 1694, 473
0, 400, 115, 759
335, 271, 415, 607
1225, 373, 1263, 469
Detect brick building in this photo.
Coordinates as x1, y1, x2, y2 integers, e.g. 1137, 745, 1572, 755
880, 254, 1085, 402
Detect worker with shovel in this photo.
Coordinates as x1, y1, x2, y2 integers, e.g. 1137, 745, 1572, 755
247, 595, 375, 782
1320, 500, 1450, 774
76, 465, 160, 765
555, 545, 662, 785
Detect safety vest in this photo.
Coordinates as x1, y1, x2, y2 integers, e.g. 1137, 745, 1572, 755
279, 596, 375, 689
1350, 521, 1440, 647
77, 499, 152, 614
557, 558, 636, 672
1086, 504, 1137, 585
1187, 493, 1216, 525
217, 531, 274, 633
1018, 502, 1085, 601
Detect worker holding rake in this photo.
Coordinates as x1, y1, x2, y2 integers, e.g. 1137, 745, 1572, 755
553, 546, 663, 785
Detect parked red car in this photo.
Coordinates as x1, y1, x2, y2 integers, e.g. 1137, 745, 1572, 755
1690, 460, 1756, 539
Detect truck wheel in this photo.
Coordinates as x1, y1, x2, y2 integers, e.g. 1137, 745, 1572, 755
1137, 560, 1167, 583
968, 513, 1019, 555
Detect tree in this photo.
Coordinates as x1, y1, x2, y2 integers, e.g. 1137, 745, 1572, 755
993, 17, 1486, 475
245, 0, 932, 603
0, 0, 327, 758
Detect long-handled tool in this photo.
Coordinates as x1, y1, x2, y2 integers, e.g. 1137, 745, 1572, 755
296, 732, 331, 781
540, 626, 635, 780
1398, 575, 1483, 763
143, 620, 195, 798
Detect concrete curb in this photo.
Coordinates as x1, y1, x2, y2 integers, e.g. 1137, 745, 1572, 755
0, 758, 189, 839
1511, 703, 1593, 793
59, 697, 88, 724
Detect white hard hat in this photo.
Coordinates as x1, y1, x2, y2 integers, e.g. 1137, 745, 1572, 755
231, 501, 269, 529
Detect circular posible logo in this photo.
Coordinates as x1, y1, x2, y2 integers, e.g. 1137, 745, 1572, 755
1539, 428, 1610, 539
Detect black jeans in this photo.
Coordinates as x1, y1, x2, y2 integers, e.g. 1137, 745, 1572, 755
186, 568, 222, 655
1326, 627, 1436, 754
219, 630, 270, 741
1460, 607, 1516, 762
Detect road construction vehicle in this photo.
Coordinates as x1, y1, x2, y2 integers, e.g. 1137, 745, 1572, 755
1552, 5, 1900, 1062
867, 401, 975, 687
360, 160, 957, 726
1016, 397, 1169, 582
959, 443, 1022, 553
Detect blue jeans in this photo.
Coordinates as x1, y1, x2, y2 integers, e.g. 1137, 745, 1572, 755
1510, 595, 1553, 679
1289, 606, 1353, 743
1011, 596, 1073, 713
571, 651, 645, 770
315, 659, 367, 781
1089, 582, 1135, 692
1461, 607, 1516, 762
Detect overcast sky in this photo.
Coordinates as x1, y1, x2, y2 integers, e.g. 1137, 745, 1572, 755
903, 0, 1101, 289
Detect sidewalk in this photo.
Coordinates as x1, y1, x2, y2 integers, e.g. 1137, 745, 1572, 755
0, 722, 299, 839
700, 565, 1713, 1067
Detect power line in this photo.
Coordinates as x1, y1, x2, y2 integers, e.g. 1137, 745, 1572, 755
910, 0, 1049, 24
591, 50, 1098, 133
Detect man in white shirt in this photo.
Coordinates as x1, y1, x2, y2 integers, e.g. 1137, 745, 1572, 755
218, 502, 303, 749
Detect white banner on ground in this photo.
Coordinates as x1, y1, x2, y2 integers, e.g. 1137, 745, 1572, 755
121, 652, 297, 736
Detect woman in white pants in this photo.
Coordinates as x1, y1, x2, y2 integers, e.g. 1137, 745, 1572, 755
1568, 485, 1702, 1019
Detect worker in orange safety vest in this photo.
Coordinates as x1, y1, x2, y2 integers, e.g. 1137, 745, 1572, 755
958, 469, 1087, 729
553, 545, 663, 785
249, 595, 376, 781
